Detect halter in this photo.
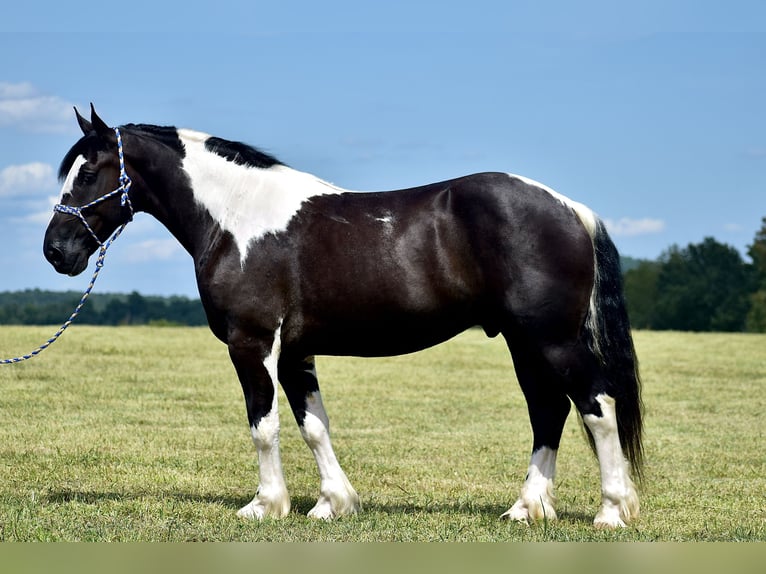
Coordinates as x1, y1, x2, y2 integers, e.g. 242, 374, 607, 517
53, 127, 134, 245
1, 127, 133, 364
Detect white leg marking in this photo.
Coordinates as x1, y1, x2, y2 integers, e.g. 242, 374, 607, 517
502, 446, 558, 523
583, 394, 639, 528
237, 322, 291, 519
301, 383, 361, 520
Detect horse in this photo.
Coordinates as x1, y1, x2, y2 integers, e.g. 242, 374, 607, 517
43, 106, 643, 528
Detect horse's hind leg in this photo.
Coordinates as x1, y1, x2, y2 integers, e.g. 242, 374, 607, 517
535, 339, 639, 528
502, 342, 571, 523
280, 356, 361, 519
575, 392, 639, 528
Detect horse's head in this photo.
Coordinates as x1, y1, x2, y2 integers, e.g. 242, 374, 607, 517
44, 106, 134, 276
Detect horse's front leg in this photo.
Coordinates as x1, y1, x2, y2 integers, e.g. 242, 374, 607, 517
280, 356, 361, 519
229, 325, 291, 519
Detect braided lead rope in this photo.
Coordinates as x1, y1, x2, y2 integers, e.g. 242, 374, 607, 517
1, 128, 133, 365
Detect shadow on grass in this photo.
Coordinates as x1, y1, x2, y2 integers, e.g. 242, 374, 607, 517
43, 489, 243, 509
42, 490, 594, 525
288, 495, 595, 525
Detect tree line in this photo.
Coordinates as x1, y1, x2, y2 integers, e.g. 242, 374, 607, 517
3, 217, 766, 332
0, 290, 207, 326
623, 217, 766, 332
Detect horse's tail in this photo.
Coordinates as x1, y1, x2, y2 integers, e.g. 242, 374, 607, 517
582, 218, 644, 481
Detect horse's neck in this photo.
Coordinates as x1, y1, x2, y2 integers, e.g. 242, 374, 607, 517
175, 131, 347, 265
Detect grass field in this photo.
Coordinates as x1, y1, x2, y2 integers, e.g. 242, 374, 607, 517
0, 325, 763, 541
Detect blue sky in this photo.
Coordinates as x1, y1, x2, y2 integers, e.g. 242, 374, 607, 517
1, 1, 765, 297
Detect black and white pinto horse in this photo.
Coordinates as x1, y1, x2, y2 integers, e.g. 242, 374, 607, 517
44, 108, 643, 528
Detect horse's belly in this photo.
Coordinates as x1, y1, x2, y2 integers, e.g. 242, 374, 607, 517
298, 311, 478, 358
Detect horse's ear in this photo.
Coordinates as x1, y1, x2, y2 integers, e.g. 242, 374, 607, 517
89, 104, 115, 143
75, 107, 92, 135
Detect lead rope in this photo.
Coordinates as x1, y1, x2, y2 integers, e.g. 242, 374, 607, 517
1, 127, 133, 364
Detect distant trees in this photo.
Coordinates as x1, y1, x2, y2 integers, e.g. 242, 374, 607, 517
652, 238, 752, 331
624, 218, 766, 332
622, 259, 661, 330
745, 217, 766, 332
0, 290, 207, 326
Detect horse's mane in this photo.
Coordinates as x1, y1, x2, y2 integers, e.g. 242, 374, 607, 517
58, 124, 283, 182
203, 136, 284, 169
123, 124, 186, 154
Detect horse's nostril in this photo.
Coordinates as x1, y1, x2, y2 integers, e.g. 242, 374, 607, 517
45, 244, 64, 267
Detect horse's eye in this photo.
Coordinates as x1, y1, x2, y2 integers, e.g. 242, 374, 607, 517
77, 171, 97, 185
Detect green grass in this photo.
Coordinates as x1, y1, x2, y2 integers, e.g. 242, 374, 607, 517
0, 326, 764, 541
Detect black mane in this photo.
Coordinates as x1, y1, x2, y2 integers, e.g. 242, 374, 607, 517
122, 124, 186, 155
204, 136, 284, 169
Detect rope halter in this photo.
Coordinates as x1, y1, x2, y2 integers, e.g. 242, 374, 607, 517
53, 127, 134, 246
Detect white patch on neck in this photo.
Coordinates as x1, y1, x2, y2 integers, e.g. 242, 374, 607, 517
508, 173, 597, 238
178, 129, 346, 265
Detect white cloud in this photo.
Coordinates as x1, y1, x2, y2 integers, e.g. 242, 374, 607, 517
604, 217, 665, 237
0, 82, 36, 99
124, 239, 183, 263
14, 196, 59, 225
0, 82, 74, 132
0, 162, 56, 197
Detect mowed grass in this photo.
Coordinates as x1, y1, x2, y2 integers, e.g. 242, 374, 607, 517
0, 325, 763, 541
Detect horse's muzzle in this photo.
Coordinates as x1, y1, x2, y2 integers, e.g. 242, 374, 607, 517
44, 241, 89, 276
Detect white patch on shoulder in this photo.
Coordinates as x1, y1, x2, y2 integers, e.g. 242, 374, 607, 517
508, 173, 597, 238
178, 129, 346, 265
